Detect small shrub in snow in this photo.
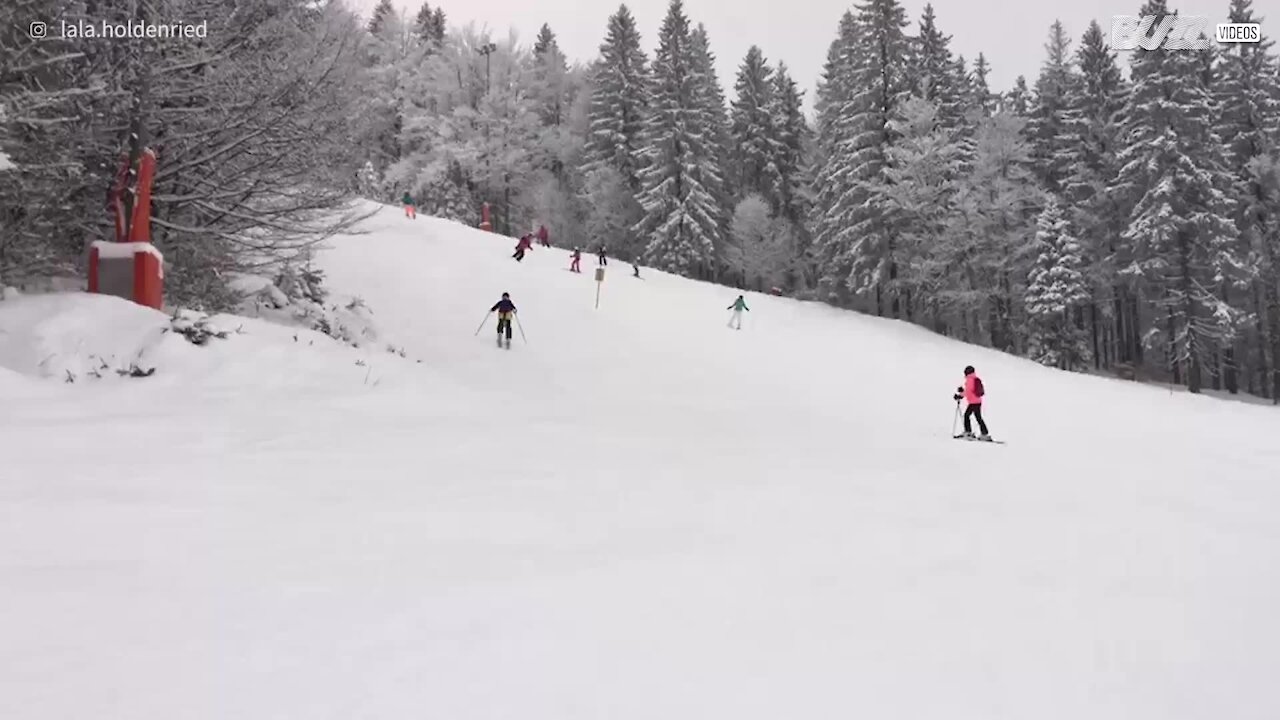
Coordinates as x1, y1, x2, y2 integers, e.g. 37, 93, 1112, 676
169, 310, 232, 345
118, 364, 156, 378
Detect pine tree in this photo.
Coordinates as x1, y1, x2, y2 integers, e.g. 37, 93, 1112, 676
769, 62, 810, 225
769, 62, 813, 288
430, 8, 446, 43
811, 12, 861, 303
633, 0, 722, 276
1215, 0, 1280, 399
874, 96, 964, 325
368, 0, 395, 35
950, 54, 979, 170
582, 5, 650, 193
812, 0, 912, 313
813, 11, 858, 151
1027, 20, 1077, 193
730, 46, 781, 204
970, 53, 995, 116
1025, 196, 1091, 369
909, 5, 964, 132
1111, 0, 1244, 393
361, 4, 413, 173
688, 22, 734, 250
1004, 75, 1030, 116
1061, 19, 1129, 369
534, 24, 560, 57
413, 2, 443, 48
532, 24, 570, 127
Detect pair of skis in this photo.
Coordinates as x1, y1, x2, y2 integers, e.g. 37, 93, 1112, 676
953, 434, 1005, 444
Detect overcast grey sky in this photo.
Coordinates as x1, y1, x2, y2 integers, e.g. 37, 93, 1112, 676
357, 0, 1275, 111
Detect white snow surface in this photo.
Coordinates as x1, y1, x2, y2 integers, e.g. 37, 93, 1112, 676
4, 202, 1280, 719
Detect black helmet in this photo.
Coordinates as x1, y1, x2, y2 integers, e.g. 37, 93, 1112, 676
502, 292, 509, 298
963, 365, 975, 375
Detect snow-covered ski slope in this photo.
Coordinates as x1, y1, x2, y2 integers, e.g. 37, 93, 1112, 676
4, 202, 1280, 719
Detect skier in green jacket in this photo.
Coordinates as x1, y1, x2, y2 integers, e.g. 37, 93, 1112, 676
402, 191, 416, 219
727, 295, 749, 330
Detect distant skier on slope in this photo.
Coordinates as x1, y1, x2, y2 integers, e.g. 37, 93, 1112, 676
727, 295, 749, 330
402, 191, 416, 219
632, 262, 641, 278
569, 247, 582, 273
513, 234, 533, 262
953, 365, 992, 441
490, 292, 517, 346
597, 245, 608, 266
537, 224, 551, 248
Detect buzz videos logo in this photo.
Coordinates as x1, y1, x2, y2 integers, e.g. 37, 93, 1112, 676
29, 21, 48, 39
1110, 15, 1261, 50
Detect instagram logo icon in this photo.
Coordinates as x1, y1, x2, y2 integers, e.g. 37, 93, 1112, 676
29, 21, 48, 38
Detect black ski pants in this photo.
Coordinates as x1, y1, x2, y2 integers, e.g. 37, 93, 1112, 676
497, 316, 513, 339
963, 403, 988, 435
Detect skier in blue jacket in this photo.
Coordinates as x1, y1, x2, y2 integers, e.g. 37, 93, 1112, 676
490, 293, 517, 344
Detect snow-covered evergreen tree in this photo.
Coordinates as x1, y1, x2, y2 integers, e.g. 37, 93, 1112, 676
769, 61, 813, 286
1003, 75, 1031, 116
688, 22, 735, 254
532, 23, 572, 127
811, 12, 861, 302
769, 62, 810, 225
813, 11, 858, 152
1025, 196, 1091, 369
1027, 20, 1077, 194
1215, 0, 1280, 398
909, 5, 964, 133
582, 4, 650, 254
633, 0, 722, 275
583, 7, 648, 185
730, 46, 782, 204
1111, 0, 1245, 393
812, 0, 912, 313
412, 2, 446, 49
970, 53, 996, 116
368, 0, 395, 34
1061, 19, 1128, 368
360, 6, 417, 176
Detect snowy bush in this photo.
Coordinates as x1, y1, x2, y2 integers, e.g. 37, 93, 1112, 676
231, 273, 378, 350
169, 310, 233, 346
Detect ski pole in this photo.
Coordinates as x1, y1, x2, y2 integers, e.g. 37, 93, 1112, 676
951, 398, 961, 436
473, 311, 492, 336
514, 313, 528, 343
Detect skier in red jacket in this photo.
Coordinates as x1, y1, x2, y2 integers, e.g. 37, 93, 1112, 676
953, 365, 991, 440
513, 234, 533, 262
537, 224, 550, 247
569, 247, 582, 273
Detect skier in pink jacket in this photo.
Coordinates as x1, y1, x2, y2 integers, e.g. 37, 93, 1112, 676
953, 365, 991, 440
